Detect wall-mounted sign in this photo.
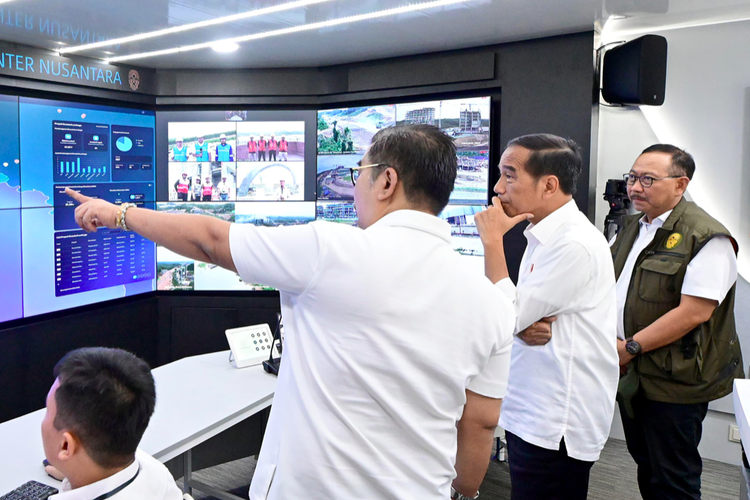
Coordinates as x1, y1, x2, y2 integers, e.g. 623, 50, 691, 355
0, 41, 153, 94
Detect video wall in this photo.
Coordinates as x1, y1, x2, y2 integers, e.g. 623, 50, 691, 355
0, 95, 492, 321
316, 96, 491, 268
0, 96, 156, 322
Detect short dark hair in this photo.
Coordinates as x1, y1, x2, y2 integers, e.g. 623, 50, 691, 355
366, 124, 457, 214
640, 144, 695, 179
53, 347, 156, 469
507, 134, 583, 195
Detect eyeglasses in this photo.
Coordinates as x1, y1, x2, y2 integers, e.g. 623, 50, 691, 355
623, 173, 683, 188
350, 163, 389, 186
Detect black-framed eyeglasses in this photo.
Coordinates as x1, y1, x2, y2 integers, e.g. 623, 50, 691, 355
350, 163, 389, 186
623, 173, 683, 188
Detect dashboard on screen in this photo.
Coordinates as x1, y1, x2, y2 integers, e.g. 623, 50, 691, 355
0, 96, 157, 321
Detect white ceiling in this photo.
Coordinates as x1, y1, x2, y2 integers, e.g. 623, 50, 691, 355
0, 0, 748, 69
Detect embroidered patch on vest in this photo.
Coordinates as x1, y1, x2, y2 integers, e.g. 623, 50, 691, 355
665, 232, 683, 249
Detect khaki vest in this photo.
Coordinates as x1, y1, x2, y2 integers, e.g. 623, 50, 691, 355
611, 198, 743, 403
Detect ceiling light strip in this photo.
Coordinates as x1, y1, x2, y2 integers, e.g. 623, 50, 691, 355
59, 0, 334, 55
106, 0, 471, 63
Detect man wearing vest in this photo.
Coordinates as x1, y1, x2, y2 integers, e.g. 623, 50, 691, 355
216, 134, 234, 162
171, 138, 188, 162
174, 172, 190, 201
202, 176, 213, 201
248, 136, 257, 161
268, 136, 278, 162
279, 136, 288, 161
611, 144, 744, 500
258, 135, 266, 162
192, 135, 210, 161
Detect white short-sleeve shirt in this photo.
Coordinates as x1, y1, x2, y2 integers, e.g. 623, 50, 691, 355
50, 449, 182, 500
612, 210, 738, 340
496, 200, 620, 462
229, 210, 515, 500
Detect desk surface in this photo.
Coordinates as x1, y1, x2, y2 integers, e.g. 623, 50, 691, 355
0, 351, 276, 494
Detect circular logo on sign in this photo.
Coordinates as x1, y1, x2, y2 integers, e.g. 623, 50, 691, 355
665, 233, 683, 250
128, 69, 140, 91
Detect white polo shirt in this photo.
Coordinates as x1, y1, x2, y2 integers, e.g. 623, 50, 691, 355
612, 210, 738, 340
229, 209, 515, 500
497, 200, 620, 462
50, 449, 182, 500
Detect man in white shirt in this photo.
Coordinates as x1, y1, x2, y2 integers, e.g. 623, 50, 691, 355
475, 133, 619, 500
217, 175, 231, 201
41, 347, 182, 500
65, 124, 517, 500
611, 144, 743, 500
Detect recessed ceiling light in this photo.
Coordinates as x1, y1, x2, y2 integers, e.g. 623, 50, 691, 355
106, 0, 474, 63
59, 0, 334, 55
212, 41, 240, 53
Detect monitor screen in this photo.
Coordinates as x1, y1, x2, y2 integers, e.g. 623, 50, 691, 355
317, 96, 491, 204
16, 97, 156, 319
156, 201, 316, 291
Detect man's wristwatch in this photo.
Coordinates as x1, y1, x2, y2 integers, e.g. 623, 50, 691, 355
625, 338, 642, 356
451, 486, 479, 500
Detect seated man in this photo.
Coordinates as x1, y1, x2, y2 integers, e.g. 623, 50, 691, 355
41, 347, 182, 500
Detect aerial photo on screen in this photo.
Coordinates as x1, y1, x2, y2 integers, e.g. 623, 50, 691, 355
157, 257, 194, 291
316, 153, 361, 200
317, 105, 395, 154
234, 201, 315, 226
157, 202, 235, 222
396, 97, 490, 203
438, 205, 484, 257
316, 201, 358, 226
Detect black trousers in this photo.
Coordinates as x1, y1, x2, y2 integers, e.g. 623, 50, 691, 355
619, 394, 709, 500
506, 431, 594, 500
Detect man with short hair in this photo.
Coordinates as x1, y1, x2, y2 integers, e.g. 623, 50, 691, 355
41, 347, 182, 500
65, 124, 517, 500
475, 133, 619, 500
612, 144, 743, 500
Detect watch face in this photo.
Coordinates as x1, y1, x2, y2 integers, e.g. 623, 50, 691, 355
626, 341, 640, 355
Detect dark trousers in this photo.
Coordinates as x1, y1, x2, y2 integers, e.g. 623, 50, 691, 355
269, 150, 277, 161
619, 394, 709, 500
506, 431, 594, 500
258, 150, 266, 161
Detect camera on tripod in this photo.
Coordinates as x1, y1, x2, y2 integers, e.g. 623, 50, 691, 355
603, 179, 631, 240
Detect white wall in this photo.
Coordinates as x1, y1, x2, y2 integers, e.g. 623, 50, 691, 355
597, 19, 750, 466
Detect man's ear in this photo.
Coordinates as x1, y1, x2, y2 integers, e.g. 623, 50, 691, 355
541, 175, 560, 199
674, 176, 689, 196
377, 167, 400, 201
58, 431, 80, 462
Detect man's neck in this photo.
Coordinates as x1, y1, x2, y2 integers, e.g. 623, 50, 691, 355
67, 457, 135, 490
643, 198, 681, 224
530, 196, 572, 224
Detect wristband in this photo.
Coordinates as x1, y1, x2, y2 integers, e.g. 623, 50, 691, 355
451, 486, 479, 500
117, 203, 136, 231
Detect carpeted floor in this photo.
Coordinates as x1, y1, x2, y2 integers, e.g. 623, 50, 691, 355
179, 438, 742, 500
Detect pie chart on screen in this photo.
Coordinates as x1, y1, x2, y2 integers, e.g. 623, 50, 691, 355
116, 136, 133, 152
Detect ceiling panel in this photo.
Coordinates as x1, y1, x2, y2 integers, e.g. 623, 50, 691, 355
0, 0, 745, 70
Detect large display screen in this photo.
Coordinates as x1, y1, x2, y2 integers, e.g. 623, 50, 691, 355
0, 97, 157, 321
317, 96, 491, 204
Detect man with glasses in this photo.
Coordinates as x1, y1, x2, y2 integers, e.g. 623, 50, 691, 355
64, 124, 516, 500
611, 144, 743, 500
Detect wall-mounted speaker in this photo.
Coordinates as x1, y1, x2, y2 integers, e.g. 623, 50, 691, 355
602, 34, 668, 106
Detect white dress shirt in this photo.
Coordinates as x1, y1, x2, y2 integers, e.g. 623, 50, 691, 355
497, 200, 620, 462
229, 209, 516, 500
612, 210, 738, 340
50, 449, 182, 500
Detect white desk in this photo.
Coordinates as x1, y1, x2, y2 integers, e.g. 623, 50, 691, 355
0, 350, 276, 499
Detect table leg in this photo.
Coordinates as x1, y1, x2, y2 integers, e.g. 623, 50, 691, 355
183, 449, 192, 496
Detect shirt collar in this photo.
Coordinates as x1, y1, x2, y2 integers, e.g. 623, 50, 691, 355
523, 199, 579, 246
368, 209, 452, 244
55, 458, 139, 500
639, 209, 672, 229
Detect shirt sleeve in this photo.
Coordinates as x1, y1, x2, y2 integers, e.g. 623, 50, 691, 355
229, 222, 322, 294
513, 241, 593, 333
681, 235, 737, 304
466, 290, 515, 398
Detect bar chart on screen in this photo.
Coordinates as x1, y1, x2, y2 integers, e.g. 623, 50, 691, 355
56, 157, 108, 180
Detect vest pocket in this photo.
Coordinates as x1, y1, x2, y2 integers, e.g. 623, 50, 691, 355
637, 258, 682, 303
637, 324, 703, 385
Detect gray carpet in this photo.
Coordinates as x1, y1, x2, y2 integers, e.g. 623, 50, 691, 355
179, 438, 742, 499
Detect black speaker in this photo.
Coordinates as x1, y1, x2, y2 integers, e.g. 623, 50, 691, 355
602, 35, 668, 106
